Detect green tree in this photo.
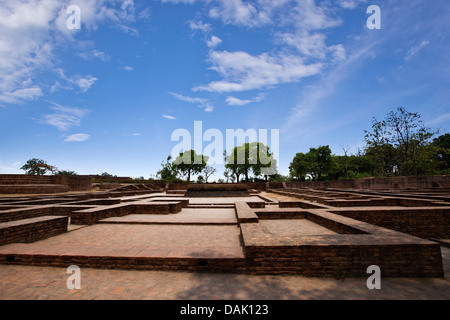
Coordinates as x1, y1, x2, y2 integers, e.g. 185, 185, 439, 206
289, 152, 310, 181
312, 146, 333, 181
225, 142, 276, 182
157, 156, 180, 183
203, 166, 217, 183
433, 133, 450, 173
223, 168, 237, 183
173, 150, 208, 183
101, 172, 113, 177
21, 158, 57, 175
385, 107, 437, 176
364, 118, 392, 177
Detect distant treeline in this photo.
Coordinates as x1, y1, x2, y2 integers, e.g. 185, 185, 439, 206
289, 108, 449, 182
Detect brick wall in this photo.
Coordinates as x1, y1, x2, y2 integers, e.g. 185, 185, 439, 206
0, 174, 92, 193
0, 216, 69, 246
331, 208, 450, 239
286, 176, 450, 190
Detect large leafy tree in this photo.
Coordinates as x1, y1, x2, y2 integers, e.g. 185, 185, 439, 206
432, 133, 450, 173
289, 146, 333, 181
289, 152, 310, 181
173, 150, 208, 183
157, 156, 180, 183
311, 145, 333, 181
20, 158, 57, 175
225, 142, 276, 182
385, 107, 437, 176
364, 118, 392, 177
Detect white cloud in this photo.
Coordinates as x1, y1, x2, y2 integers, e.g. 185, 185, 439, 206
75, 75, 98, 92
169, 92, 214, 112
41, 103, 90, 131
405, 40, 430, 60
425, 113, 450, 126
138, 7, 151, 21
194, 50, 322, 93
122, 66, 134, 71
55, 68, 98, 92
0, 160, 22, 174
64, 133, 90, 142
188, 20, 212, 33
0, 0, 139, 106
338, 0, 367, 10
164, 0, 343, 94
207, 36, 222, 48
162, 115, 177, 120
225, 93, 266, 106
0, 87, 43, 105
77, 49, 110, 62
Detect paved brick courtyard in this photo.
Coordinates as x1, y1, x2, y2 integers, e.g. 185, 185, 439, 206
1, 182, 449, 300
0, 246, 449, 300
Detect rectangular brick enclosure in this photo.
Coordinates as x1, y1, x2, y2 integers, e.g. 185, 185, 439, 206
0, 176, 448, 278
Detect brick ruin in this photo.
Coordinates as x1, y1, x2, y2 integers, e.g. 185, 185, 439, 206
0, 175, 448, 278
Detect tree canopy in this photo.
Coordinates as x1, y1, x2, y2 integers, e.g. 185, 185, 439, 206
172, 150, 208, 183
225, 142, 277, 182
20, 158, 57, 176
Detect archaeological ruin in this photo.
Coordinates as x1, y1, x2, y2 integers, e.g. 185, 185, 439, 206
0, 175, 449, 278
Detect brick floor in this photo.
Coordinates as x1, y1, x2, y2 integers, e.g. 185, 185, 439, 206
258, 220, 338, 237
188, 197, 264, 205
100, 208, 237, 225
0, 224, 244, 259
0, 247, 448, 300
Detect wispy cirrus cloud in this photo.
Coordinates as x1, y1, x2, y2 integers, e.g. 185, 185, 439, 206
41, 102, 90, 131
64, 133, 90, 142
76, 49, 110, 62
169, 92, 214, 112
405, 40, 430, 61
225, 93, 266, 106
55, 68, 98, 93
0, 87, 43, 105
162, 115, 177, 120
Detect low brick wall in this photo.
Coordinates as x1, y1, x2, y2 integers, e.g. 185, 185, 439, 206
168, 183, 268, 191
0, 175, 93, 194
235, 202, 259, 223
243, 243, 443, 277
0, 185, 70, 194
0, 255, 247, 273
330, 208, 450, 239
286, 176, 450, 190
0, 216, 69, 246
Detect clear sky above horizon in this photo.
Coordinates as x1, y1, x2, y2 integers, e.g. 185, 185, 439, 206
1, 0, 449, 180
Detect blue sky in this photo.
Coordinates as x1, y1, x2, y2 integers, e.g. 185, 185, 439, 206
0, 0, 449, 179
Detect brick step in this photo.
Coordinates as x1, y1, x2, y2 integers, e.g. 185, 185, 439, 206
0, 178, 54, 185
0, 216, 69, 246
187, 204, 235, 209
71, 202, 184, 225
0, 253, 247, 273
0, 185, 69, 195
